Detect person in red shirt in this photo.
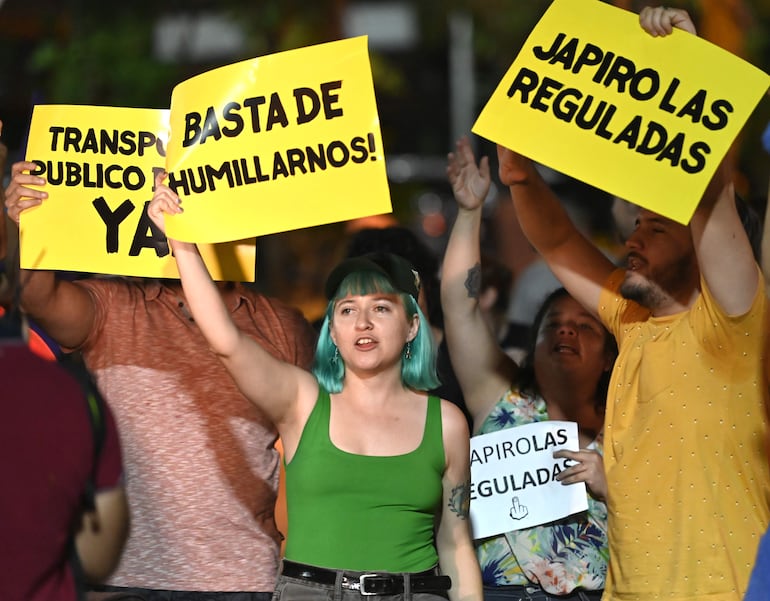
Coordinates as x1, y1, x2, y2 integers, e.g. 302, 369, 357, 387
0, 331, 128, 600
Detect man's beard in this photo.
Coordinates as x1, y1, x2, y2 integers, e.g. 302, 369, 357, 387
619, 272, 669, 309
619, 253, 694, 310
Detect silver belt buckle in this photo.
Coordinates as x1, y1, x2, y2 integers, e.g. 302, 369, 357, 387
359, 573, 390, 596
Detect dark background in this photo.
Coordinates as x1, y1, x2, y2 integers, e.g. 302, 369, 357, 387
0, 0, 768, 319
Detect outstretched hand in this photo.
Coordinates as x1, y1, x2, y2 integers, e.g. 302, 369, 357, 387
147, 171, 183, 235
639, 5, 696, 36
447, 137, 490, 212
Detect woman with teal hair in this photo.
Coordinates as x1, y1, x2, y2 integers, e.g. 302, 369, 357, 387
147, 172, 483, 601
313, 253, 441, 395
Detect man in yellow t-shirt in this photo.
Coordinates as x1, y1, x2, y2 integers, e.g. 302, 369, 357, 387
595, 268, 769, 600
494, 8, 770, 601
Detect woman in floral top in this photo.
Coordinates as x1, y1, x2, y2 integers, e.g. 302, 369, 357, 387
442, 137, 617, 600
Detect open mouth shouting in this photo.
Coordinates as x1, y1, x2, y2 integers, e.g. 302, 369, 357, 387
355, 337, 377, 350
626, 253, 646, 272
553, 341, 579, 356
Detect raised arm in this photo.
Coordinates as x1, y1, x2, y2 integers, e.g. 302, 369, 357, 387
498, 147, 615, 317
5, 161, 96, 348
443, 137, 515, 426
690, 158, 759, 314
147, 174, 317, 437
638, 6, 760, 314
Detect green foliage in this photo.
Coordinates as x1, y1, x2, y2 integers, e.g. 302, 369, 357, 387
29, 14, 178, 108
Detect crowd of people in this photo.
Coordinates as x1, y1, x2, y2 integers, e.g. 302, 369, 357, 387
2, 5, 770, 601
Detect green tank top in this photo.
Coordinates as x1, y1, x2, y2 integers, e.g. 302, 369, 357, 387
284, 388, 445, 572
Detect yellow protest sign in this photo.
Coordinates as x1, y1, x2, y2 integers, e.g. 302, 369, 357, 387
22, 104, 256, 280
164, 35, 391, 243
472, 0, 770, 224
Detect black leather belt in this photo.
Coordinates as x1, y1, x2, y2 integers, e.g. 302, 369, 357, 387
281, 560, 452, 596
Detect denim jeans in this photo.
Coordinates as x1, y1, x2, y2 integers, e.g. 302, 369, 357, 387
87, 586, 272, 601
482, 584, 603, 601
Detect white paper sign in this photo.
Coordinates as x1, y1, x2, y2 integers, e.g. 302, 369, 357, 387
469, 420, 588, 539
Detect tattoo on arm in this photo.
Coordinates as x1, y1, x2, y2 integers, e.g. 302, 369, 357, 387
448, 480, 471, 519
464, 263, 481, 299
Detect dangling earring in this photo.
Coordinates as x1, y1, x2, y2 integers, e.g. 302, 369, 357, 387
404, 341, 412, 360
331, 345, 339, 365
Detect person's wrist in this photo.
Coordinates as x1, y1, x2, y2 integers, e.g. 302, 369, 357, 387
457, 204, 481, 216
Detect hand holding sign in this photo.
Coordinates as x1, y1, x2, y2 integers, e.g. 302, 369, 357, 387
19, 106, 257, 280
470, 421, 588, 538
18, 37, 390, 279
553, 448, 607, 503
165, 36, 390, 244
473, 0, 770, 225
509, 496, 529, 521
147, 171, 183, 235
5, 161, 48, 224
639, 6, 696, 37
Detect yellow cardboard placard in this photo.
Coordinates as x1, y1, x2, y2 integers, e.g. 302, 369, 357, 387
473, 0, 770, 224
22, 105, 256, 280
164, 35, 391, 243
